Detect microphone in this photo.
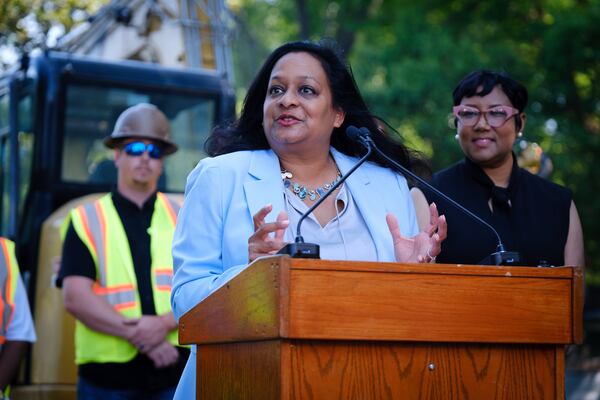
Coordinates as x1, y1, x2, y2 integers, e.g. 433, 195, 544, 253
351, 127, 520, 266
277, 126, 373, 258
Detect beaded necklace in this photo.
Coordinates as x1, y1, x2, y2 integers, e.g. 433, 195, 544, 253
281, 168, 342, 201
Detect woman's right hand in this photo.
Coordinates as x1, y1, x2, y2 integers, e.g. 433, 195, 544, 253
248, 204, 289, 262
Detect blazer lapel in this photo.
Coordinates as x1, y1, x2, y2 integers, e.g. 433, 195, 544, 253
243, 150, 286, 222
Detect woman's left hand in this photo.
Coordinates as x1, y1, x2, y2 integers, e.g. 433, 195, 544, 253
386, 202, 447, 263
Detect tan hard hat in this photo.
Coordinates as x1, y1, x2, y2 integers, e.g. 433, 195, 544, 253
103, 103, 178, 155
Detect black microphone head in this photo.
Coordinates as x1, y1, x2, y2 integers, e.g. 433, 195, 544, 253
359, 127, 371, 138
346, 125, 362, 142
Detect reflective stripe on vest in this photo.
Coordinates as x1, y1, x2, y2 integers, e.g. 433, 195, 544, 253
69, 193, 180, 364
154, 269, 173, 292
0, 239, 19, 348
156, 192, 179, 226
73, 202, 137, 310
93, 283, 137, 311
149, 193, 180, 315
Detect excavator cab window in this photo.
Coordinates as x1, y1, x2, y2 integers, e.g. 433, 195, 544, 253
61, 82, 216, 192
0, 78, 35, 238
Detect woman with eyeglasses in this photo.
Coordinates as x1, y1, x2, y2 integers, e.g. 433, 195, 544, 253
425, 70, 584, 267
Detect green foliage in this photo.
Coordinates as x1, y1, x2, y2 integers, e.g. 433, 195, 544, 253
0, 0, 105, 52
228, 0, 298, 107
229, 0, 600, 273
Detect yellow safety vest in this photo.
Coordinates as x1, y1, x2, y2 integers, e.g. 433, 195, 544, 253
0, 238, 19, 350
68, 192, 180, 364
0, 238, 19, 399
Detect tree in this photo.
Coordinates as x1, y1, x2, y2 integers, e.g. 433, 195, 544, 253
0, 0, 105, 67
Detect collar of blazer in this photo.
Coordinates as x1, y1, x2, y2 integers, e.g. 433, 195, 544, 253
243, 147, 392, 261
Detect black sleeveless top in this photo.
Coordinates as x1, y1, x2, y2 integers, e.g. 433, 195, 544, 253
424, 155, 572, 266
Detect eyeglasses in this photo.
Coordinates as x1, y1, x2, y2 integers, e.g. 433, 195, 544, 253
122, 141, 164, 159
452, 105, 519, 128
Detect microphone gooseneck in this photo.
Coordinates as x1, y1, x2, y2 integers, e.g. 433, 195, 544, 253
351, 126, 519, 266
295, 141, 372, 241
277, 126, 373, 258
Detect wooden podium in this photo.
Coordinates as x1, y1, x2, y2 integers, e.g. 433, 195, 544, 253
179, 256, 583, 399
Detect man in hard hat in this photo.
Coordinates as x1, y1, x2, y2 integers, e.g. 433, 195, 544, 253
0, 237, 36, 398
57, 103, 187, 399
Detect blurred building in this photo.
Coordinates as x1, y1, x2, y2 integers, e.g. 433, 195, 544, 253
57, 0, 233, 81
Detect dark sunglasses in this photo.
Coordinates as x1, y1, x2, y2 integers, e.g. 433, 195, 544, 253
122, 141, 164, 159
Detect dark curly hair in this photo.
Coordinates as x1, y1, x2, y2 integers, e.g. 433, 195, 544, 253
206, 40, 427, 174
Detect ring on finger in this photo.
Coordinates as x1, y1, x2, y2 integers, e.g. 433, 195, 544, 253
426, 248, 436, 263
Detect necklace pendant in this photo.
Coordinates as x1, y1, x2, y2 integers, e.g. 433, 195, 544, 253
298, 187, 307, 200
309, 191, 317, 201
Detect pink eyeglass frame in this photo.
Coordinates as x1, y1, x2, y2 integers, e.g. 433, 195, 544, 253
452, 105, 520, 127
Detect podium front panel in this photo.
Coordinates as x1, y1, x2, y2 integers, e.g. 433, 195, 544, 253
196, 340, 563, 399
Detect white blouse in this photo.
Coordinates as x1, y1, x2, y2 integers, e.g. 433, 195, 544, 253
283, 183, 378, 261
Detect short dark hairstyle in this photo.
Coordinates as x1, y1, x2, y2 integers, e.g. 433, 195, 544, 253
452, 70, 528, 130
205, 40, 426, 173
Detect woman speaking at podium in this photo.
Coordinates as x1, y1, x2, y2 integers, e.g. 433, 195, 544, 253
170, 40, 447, 399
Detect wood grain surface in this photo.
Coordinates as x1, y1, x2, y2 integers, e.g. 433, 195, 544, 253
197, 340, 281, 399
287, 269, 572, 343
180, 257, 580, 345
196, 339, 561, 400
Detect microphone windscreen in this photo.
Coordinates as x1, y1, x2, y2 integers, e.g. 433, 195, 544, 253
346, 125, 362, 141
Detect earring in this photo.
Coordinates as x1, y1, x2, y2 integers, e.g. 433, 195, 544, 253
455, 134, 459, 140
518, 131, 523, 138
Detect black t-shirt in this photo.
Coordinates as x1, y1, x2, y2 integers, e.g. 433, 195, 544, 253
424, 156, 572, 267
58, 190, 188, 390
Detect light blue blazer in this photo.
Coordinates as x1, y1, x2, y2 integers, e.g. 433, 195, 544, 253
171, 147, 418, 399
